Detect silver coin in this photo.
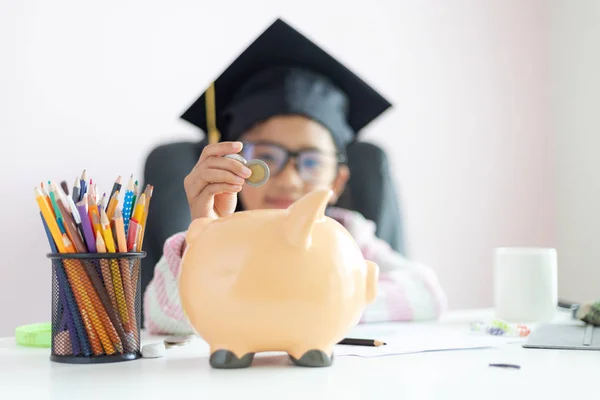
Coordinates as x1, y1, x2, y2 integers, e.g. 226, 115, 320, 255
223, 153, 247, 164
223, 154, 270, 187
245, 159, 270, 187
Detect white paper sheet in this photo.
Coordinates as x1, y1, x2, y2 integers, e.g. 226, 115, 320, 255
334, 324, 524, 358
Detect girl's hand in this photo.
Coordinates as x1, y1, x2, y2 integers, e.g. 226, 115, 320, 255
183, 141, 252, 220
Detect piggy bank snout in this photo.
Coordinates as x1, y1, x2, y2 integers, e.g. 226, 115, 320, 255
364, 260, 379, 304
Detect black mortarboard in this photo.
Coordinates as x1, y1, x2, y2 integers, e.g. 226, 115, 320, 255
180, 18, 392, 150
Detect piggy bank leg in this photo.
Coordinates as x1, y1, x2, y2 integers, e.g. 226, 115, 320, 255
209, 349, 255, 369
288, 349, 333, 367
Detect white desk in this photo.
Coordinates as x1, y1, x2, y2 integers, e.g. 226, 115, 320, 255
1, 309, 596, 400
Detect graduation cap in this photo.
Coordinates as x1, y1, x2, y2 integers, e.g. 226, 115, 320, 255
180, 18, 392, 150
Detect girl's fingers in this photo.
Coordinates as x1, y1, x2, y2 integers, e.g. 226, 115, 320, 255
201, 183, 243, 196
204, 156, 252, 178
197, 141, 243, 165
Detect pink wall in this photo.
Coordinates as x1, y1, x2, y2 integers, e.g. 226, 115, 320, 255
0, 0, 553, 335
364, 1, 555, 309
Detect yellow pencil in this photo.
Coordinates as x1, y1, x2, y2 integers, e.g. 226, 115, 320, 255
100, 208, 130, 331
131, 194, 145, 222
106, 190, 119, 221
35, 187, 65, 253
138, 185, 153, 250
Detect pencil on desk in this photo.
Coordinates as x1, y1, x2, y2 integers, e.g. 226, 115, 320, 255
337, 338, 387, 347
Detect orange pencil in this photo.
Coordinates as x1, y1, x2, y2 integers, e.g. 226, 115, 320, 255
66, 253, 120, 355
60, 236, 106, 355
87, 195, 102, 236
100, 209, 130, 331
113, 208, 138, 342
127, 194, 145, 251
138, 185, 153, 250
96, 231, 118, 314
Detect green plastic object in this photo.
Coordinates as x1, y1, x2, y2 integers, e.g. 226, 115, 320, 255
15, 323, 52, 348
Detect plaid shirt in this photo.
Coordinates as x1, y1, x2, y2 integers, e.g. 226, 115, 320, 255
143, 207, 447, 335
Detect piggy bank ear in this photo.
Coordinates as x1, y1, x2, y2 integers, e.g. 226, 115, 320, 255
283, 189, 332, 250
186, 218, 212, 245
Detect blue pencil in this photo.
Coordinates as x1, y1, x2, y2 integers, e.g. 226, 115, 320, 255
122, 175, 135, 235
79, 170, 87, 202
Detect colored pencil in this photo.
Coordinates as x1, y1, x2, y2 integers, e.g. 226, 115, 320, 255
106, 190, 119, 221
76, 199, 96, 253
113, 208, 138, 345
36, 170, 154, 358
100, 209, 130, 332
95, 231, 118, 317
109, 175, 122, 204
58, 234, 105, 355
122, 175, 135, 235
337, 338, 386, 347
79, 170, 87, 202
131, 180, 139, 209
137, 185, 152, 250
98, 193, 107, 213
57, 198, 87, 253
40, 212, 83, 355
72, 177, 80, 203
80, 258, 125, 354
60, 181, 69, 196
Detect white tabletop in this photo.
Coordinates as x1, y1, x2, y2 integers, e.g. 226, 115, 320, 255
1, 308, 596, 400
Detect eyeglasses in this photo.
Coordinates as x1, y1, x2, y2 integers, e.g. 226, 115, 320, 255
240, 141, 346, 184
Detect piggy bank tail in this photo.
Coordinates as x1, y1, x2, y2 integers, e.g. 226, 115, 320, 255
365, 260, 379, 304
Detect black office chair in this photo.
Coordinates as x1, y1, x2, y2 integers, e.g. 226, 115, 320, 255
139, 138, 405, 324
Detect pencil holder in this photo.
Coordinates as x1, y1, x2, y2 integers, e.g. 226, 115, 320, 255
47, 252, 146, 364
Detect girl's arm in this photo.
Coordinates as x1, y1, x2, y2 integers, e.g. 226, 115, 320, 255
143, 231, 193, 335
326, 208, 447, 323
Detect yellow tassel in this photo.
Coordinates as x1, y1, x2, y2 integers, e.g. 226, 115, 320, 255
205, 82, 221, 144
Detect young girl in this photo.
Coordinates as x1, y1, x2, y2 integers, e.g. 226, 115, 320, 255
142, 19, 447, 335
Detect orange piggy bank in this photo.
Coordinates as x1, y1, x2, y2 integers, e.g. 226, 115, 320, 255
178, 189, 379, 368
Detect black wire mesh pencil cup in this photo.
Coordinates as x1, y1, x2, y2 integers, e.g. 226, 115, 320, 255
47, 251, 146, 363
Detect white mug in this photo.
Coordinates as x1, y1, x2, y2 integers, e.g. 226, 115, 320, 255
493, 247, 558, 322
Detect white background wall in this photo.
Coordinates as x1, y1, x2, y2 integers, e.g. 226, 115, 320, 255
550, 0, 600, 304
0, 0, 563, 336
